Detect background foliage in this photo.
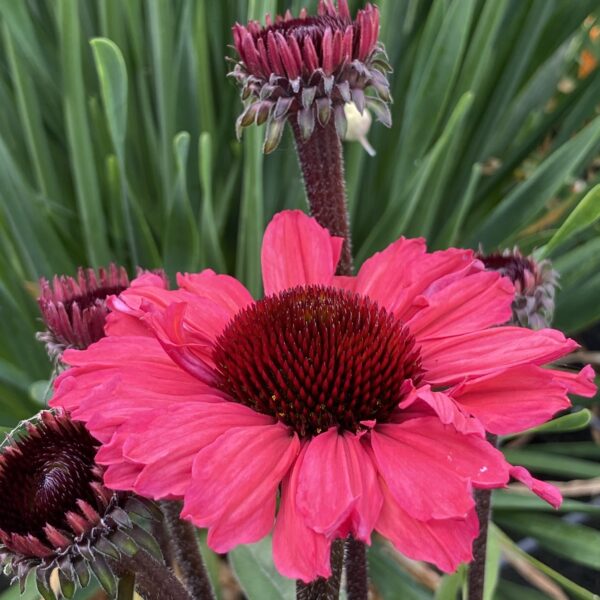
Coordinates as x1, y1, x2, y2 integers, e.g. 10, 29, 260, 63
0, 0, 600, 598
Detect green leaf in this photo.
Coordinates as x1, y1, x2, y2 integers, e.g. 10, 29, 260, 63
229, 535, 295, 600
434, 569, 464, 600
483, 524, 501, 600
163, 132, 200, 275
368, 539, 432, 600
496, 512, 600, 569
57, 0, 110, 266
503, 409, 591, 439
540, 184, 600, 257
471, 114, 600, 248
493, 490, 600, 515
494, 525, 599, 600
502, 448, 600, 478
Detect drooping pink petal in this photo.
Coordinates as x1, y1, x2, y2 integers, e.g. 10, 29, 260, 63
182, 424, 300, 552
122, 401, 273, 499
510, 466, 562, 509
421, 327, 578, 386
145, 302, 226, 384
399, 385, 485, 436
296, 428, 382, 543
261, 210, 343, 296
547, 365, 597, 398
51, 335, 217, 441
105, 272, 190, 337
408, 271, 514, 340
176, 270, 254, 316
370, 418, 510, 520
273, 446, 332, 582
376, 479, 478, 573
450, 365, 571, 435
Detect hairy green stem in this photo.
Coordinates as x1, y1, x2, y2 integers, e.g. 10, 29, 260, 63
345, 536, 368, 600
160, 501, 215, 600
110, 549, 192, 600
291, 119, 353, 276
467, 434, 498, 600
296, 539, 344, 600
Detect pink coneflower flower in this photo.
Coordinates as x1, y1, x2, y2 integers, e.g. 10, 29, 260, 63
0, 410, 161, 598
51, 211, 595, 582
230, 0, 391, 152
38, 264, 131, 357
478, 248, 558, 329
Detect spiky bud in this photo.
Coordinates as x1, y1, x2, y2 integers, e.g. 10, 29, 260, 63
0, 410, 162, 600
478, 248, 558, 329
230, 0, 391, 153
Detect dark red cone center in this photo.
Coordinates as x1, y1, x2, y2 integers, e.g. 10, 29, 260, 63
0, 418, 101, 541
213, 285, 423, 437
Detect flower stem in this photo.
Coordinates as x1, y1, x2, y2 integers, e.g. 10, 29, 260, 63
467, 434, 498, 600
160, 501, 215, 600
345, 536, 368, 600
290, 119, 353, 276
296, 538, 344, 600
110, 549, 192, 600
117, 572, 136, 600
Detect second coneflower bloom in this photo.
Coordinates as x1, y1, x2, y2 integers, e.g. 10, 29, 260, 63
0, 410, 161, 598
52, 211, 595, 582
230, 0, 392, 152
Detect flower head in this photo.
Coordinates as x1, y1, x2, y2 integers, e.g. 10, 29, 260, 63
38, 264, 131, 357
0, 410, 161, 598
478, 248, 558, 329
230, 0, 391, 152
51, 211, 595, 582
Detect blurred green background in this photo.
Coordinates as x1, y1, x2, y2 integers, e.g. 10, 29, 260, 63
1, 0, 600, 598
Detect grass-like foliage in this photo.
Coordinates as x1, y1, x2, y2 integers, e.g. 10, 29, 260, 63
0, 1, 599, 598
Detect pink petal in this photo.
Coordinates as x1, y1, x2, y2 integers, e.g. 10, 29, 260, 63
451, 365, 572, 435
176, 270, 254, 316
370, 418, 509, 520
51, 335, 218, 442
122, 401, 273, 499
103, 461, 144, 491
547, 365, 597, 398
421, 327, 578, 386
182, 424, 300, 552
337, 237, 425, 303
261, 210, 343, 296
376, 479, 478, 573
296, 428, 382, 543
408, 271, 514, 340
510, 466, 562, 509
399, 385, 485, 436
273, 446, 332, 582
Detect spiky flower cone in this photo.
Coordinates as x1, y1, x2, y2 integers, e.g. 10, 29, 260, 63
479, 248, 558, 329
37, 264, 131, 358
230, 0, 392, 153
0, 410, 162, 600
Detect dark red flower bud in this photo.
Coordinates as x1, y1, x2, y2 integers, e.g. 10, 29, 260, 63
0, 410, 162, 599
478, 248, 558, 329
230, 0, 392, 153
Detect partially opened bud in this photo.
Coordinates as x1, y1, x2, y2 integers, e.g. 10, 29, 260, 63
230, 0, 392, 153
37, 264, 130, 358
0, 410, 161, 599
478, 248, 558, 329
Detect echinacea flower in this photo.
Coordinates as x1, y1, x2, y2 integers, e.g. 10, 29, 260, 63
38, 264, 131, 357
478, 248, 558, 329
0, 410, 161, 598
230, 0, 391, 152
51, 211, 595, 582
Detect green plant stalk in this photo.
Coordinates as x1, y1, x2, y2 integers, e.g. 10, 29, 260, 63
160, 501, 215, 600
